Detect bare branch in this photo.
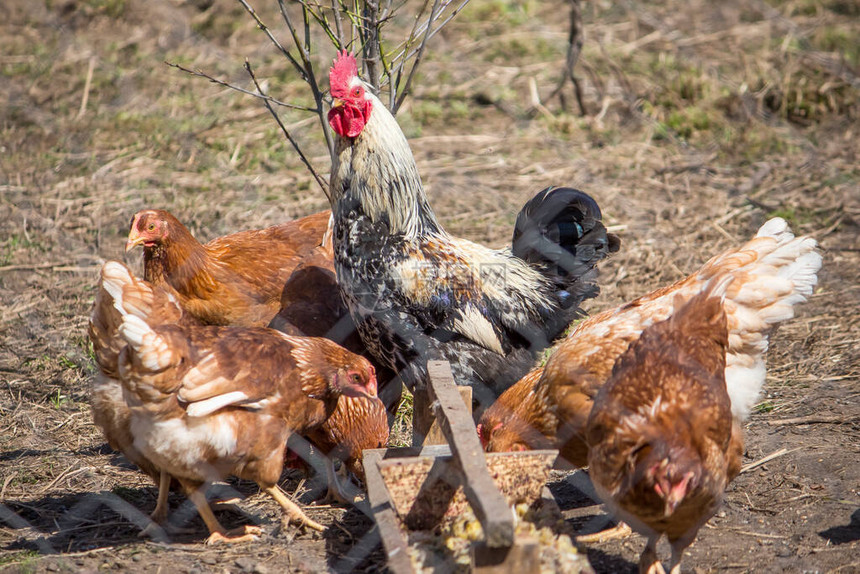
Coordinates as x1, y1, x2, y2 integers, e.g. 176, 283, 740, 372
165, 61, 317, 112
330, 0, 345, 46
361, 1, 382, 92
393, 0, 442, 114
547, 0, 588, 116
235, 0, 308, 82
277, 0, 336, 160
244, 60, 330, 200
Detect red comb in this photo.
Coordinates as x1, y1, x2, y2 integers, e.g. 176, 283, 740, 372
330, 50, 358, 98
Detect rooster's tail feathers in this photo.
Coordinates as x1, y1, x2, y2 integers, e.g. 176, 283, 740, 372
512, 186, 620, 290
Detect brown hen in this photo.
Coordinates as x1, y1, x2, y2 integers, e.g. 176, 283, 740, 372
481, 217, 821, 467
585, 279, 744, 574
94, 261, 377, 544
126, 208, 331, 327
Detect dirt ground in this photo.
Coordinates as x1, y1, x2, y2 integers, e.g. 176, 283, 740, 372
1, 0, 858, 572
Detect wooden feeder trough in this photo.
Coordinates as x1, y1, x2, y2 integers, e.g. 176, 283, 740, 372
363, 361, 561, 573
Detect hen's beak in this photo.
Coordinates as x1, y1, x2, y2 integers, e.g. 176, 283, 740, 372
126, 231, 144, 252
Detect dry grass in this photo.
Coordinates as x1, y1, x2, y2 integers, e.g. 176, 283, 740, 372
1, 0, 858, 571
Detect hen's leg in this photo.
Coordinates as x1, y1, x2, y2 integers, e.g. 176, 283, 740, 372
668, 534, 695, 574
183, 483, 262, 545
576, 521, 632, 543
264, 485, 326, 532
151, 470, 170, 523
139, 471, 172, 539
322, 458, 359, 505
639, 535, 666, 574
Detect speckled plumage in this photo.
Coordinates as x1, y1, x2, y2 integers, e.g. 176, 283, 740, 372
327, 53, 616, 407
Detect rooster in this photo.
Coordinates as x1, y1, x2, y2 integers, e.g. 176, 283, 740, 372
91, 261, 378, 543
585, 278, 744, 574
479, 217, 821, 463
326, 51, 618, 409
126, 208, 331, 327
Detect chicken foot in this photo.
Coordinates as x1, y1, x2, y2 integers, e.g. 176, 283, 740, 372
668, 533, 695, 574
182, 484, 262, 545
639, 535, 667, 574
576, 520, 632, 543
139, 472, 245, 538
321, 458, 360, 505
265, 485, 326, 532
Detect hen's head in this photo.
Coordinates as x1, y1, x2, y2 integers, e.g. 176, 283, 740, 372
328, 50, 373, 139
477, 412, 548, 453
477, 420, 528, 452
632, 442, 701, 517
127, 210, 172, 252
334, 355, 378, 400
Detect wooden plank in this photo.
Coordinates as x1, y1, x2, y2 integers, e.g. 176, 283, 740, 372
411, 388, 434, 447
413, 386, 472, 446
426, 360, 514, 547
362, 449, 414, 574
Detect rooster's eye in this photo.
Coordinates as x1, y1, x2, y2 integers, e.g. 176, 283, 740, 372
351, 86, 362, 98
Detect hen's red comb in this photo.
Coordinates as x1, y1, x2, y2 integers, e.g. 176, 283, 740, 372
330, 50, 358, 98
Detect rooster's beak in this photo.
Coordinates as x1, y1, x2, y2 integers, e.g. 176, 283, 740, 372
331, 99, 343, 108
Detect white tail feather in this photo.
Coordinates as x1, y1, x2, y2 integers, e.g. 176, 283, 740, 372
724, 218, 821, 421
101, 261, 134, 315
119, 314, 175, 372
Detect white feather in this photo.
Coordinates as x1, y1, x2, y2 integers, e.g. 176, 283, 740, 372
185, 391, 250, 418
101, 261, 131, 315
119, 315, 173, 372
451, 307, 505, 354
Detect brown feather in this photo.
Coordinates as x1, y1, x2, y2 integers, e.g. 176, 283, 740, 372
130, 209, 331, 327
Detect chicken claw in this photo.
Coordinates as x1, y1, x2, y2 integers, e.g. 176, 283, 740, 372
265, 486, 326, 532
576, 521, 632, 543
320, 459, 360, 505
205, 525, 263, 546
137, 521, 168, 540
639, 536, 667, 574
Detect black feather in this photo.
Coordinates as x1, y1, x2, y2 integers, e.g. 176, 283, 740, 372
511, 186, 620, 340
512, 186, 620, 286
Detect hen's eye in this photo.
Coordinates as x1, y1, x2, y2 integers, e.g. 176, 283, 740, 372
147, 223, 156, 231
351, 373, 362, 384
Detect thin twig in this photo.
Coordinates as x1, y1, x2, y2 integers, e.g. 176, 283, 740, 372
76, 57, 96, 120
330, 0, 345, 46
276, 0, 336, 160
164, 62, 316, 112
740, 447, 799, 474
236, 0, 307, 81
244, 60, 330, 200
767, 413, 859, 426
393, 0, 442, 114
